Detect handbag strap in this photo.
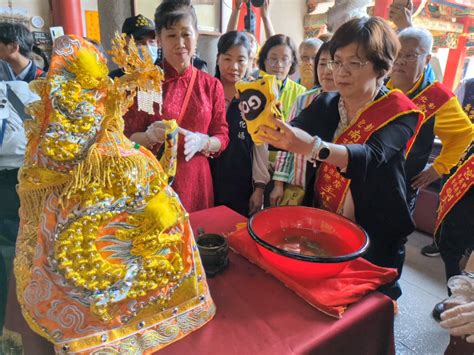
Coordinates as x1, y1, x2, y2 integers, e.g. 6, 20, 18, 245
6, 84, 30, 121
156, 67, 197, 160
0, 84, 30, 146
176, 67, 197, 124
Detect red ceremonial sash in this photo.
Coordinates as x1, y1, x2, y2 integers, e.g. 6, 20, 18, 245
412, 81, 454, 124
434, 153, 473, 234
314, 90, 421, 214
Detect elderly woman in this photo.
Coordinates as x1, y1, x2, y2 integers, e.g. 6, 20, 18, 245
388, 27, 472, 258
125, 0, 229, 212
389, 27, 471, 205
298, 37, 323, 89
258, 17, 421, 299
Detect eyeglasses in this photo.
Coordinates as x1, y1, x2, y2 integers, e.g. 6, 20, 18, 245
396, 53, 427, 62
300, 55, 315, 64
327, 60, 369, 72
317, 62, 332, 70
265, 58, 292, 67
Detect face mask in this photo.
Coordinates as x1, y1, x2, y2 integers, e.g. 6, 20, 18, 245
147, 44, 159, 63
138, 44, 159, 63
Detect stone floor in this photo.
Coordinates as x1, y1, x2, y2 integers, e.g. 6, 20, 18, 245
395, 231, 450, 354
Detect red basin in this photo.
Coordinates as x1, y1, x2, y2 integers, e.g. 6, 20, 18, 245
248, 206, 369, 279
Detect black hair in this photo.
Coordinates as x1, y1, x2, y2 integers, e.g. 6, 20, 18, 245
154, 0, 198, 33
215, 31, 251, 80
329, 17, 400, 80
0, 22, 34, 57
32, 45, 49, 71
313, 41, 331, 86
258, 34, 298, 76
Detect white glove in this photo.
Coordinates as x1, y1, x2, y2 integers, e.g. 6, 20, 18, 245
179, 128, 210, 162
439, 274, 474, 342
145, 121, 167, 145
440, 301, 474, 342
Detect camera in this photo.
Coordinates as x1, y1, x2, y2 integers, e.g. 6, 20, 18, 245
244, 0, 265, 34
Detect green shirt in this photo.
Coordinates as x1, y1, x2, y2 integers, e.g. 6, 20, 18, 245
279, 78, 306, 122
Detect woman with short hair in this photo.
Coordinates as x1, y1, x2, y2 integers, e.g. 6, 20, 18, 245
258, 17, 422, 299
258, 34, 306, 121
210, 31, 270, 216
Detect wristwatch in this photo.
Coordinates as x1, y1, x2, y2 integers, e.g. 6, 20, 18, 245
309, 136, 330, 165
317, 142, 330, 160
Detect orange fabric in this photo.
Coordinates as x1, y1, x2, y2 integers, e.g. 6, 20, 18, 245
13, 35, 215, 354
435, 152, 473, 233
412, 81, 454, 124
227, 227, 398, 318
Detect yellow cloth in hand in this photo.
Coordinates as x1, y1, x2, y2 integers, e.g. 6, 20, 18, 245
235, 73, 283, 145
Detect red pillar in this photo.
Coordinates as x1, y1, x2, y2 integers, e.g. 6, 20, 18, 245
373, 0, 391, 19
443, 17, 472, 91
51, 0, 84, 37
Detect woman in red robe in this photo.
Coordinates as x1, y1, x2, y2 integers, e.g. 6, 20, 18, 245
124, 0, 229, 212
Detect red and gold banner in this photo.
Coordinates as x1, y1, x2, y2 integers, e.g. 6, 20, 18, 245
314, 90, 421, 214
412, 81, 454, 124
435, 153, 473, 234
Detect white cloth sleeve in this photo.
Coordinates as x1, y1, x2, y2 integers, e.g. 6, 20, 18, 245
252, 143, 270, 185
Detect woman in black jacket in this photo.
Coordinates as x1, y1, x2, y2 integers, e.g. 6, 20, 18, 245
258, 17, 422, 300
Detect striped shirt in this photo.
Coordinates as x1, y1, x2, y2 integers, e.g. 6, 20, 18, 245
273, 87, 321, 186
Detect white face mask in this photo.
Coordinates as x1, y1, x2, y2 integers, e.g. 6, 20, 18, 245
147, 44, 159, 63
139, 44, 159, 63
